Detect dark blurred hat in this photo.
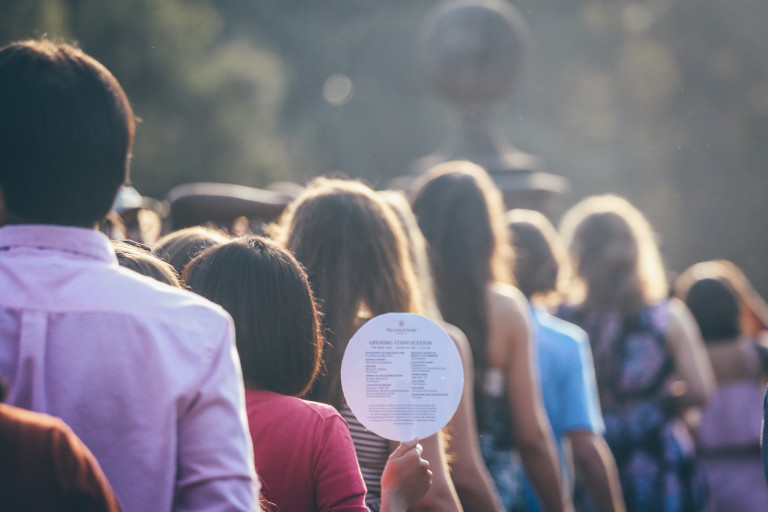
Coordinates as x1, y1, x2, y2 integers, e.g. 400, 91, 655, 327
166, 182, 299, 230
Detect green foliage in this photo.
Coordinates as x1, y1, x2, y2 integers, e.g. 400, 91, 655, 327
0, 0, 289, 198
216, 0, 446, 184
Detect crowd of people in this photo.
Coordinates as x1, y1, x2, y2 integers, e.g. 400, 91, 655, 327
1, 38, 767, 512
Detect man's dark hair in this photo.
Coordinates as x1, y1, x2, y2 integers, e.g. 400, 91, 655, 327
0, 39, 134, 226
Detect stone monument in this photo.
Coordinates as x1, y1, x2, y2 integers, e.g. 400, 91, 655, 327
413, 0, 567, 213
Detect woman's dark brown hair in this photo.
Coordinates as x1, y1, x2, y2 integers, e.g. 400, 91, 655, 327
153, 226, 230, 279
683, 277, 741, 343
676, 259, 768, 342
410, 161, 512, 374
506, 208, 567, 302
273, 178, 422, 407
112, 240, 181, 287
184, 236, 323, 398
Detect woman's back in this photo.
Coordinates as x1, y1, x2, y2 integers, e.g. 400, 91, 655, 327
557, 195, 713, 512
697, 340, 764, 452
480, 282, 568, 512
558, 300, 709, 512
276, 179, 459, 512
339, 405, 391, 511
246, 389, 366, 512
695, 340, 767, 512
677, 263, 768, 512
476, 284, 531, 510
411, 163, 570, 512
557, 302, 675, 436
183, 237, 371, 512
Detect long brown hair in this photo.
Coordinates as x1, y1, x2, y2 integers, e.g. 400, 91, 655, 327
379, 190, 443, 322
410, 161, 512, 375
273, 178, 422, 407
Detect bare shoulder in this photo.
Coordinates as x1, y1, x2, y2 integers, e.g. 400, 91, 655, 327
441, 322, 473, 363
486, 282, 532, 368
666, 296, 690, 317
666, 297, 696, 338
488, 282, 529, 323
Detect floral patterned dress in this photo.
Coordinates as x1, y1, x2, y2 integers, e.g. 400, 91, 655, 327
478, 367, 527, 512
558, 301, 710, 512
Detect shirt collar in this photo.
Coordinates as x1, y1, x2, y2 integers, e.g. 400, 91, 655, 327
0, 224, 118, 264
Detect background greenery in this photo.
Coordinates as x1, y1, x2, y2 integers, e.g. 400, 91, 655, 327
3, 0, 768, 293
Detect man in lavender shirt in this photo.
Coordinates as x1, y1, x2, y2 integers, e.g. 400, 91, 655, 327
0, 40, 259, 511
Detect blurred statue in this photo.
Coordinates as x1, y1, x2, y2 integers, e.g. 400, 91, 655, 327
413, 0, 567, 214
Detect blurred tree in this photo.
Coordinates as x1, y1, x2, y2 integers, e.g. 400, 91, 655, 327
217, 0, 444, 183
0, 0, 290, 199
493, 0, 768, 292
659, 0, 768, 282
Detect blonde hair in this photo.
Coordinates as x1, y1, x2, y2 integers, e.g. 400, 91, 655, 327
559, 194, 668, 315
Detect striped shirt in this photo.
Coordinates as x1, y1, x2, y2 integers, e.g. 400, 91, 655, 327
340, 405, 390, 511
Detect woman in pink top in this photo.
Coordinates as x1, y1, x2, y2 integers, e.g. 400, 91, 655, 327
676, 260, 768, 512
184, 236, 431, 512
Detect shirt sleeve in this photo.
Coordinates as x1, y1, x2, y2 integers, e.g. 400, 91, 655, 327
562, 330, 605, 435
314, 413, 369, 512
173, 316, 259, 512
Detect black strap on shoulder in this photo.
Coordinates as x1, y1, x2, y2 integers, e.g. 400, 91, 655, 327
754, 341, 768, 376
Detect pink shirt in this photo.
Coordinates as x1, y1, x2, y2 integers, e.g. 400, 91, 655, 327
0, 225, 258, 512
246, 389, 367, 512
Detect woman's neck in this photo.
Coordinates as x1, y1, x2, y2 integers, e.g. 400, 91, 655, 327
243, 379, 266, 391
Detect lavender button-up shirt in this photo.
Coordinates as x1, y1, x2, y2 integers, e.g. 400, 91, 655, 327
0, 225, 258, 512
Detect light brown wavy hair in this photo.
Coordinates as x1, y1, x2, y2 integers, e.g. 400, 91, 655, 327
272, 178, 423, 407
559, 194, 668, 316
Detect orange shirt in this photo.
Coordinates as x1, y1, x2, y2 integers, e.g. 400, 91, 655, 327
0, 403, 122, 511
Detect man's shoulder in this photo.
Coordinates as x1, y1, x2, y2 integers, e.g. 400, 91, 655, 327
0, 403, 66, 433
3, 257, 232, 336
108, 267, 234, 335
117, 266, 224, 310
